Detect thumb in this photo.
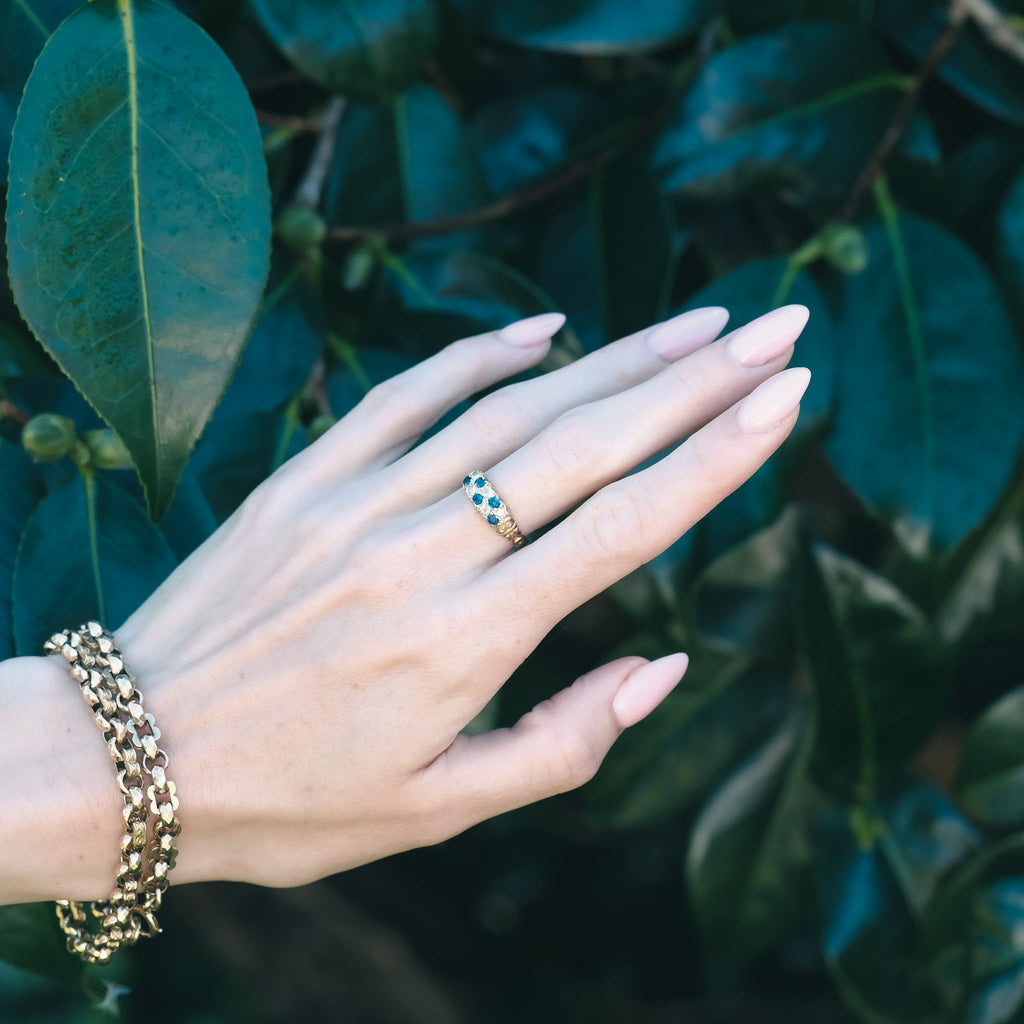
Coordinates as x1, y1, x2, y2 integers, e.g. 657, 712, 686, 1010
421, 653, 689, 835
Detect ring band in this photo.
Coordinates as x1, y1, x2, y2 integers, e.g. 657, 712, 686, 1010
462, 472, 527, 548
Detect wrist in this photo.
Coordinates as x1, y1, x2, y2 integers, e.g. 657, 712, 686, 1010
0, 654, 122, 904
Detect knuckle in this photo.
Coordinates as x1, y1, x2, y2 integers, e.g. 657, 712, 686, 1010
465, 387, 530, 452
524, 699, 603, 793
356, 372, 407, 421
581, 486, 648, 561
544, 408, 600, 473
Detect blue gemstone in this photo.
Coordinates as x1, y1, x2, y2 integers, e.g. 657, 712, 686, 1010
487, 514, 500, 525
475, 477, 485, 488
488, 497, 501, 508
473, 493, 483, 505
463, 476, 471, 486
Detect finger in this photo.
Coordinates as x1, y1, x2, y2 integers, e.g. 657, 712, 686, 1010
392, 305, 732, 498
496, 366, 812, 625
302, 312, 565, 478
417, 654, 688, 831
433, 305, 808, 559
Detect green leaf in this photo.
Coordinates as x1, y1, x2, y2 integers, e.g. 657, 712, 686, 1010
0, 439, 44, 660
7, 0, 271, 522
250, 0, 440, 102
879, 0, 1024, 127
12, 472, 178, 654
327, 84, 491, 228
816, 783, 980, 1024
653, 22, 907, 204
450, 0, 723, 54
535, 151, 678, 353
826, 213, 1024, 555
471, 86, 606, 195
687, 702, 817, 963
799, 544, 948, 799
0, 0, 81, 164
957, 686, 1024, 829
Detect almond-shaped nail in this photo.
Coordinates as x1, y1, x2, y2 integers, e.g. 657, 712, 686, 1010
736, 367, 811, 434
498, 312, 566, 348
612, 652, 689, 729
646, 306, 730, 362
725, 305, 809, 367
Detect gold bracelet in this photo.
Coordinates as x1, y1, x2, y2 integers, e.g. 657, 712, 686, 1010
44, 623, 180, 964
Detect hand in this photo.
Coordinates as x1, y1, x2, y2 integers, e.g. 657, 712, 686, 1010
95, 304, 811, 891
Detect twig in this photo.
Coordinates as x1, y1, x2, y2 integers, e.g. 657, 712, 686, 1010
838, 2, 968, 222
255, 110, 325, 133
325, 111, 664, 243
293, 96, 347, 209
0, 400, 30, 426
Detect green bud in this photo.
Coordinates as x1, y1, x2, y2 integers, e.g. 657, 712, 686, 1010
275, 204, 327, 252
820, 223, 869, 275
342, 241, 379, 291
80, 429, 133, 470
21, 413, 76, 462
308, 414, 336, 444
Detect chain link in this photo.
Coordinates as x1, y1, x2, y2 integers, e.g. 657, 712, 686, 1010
45, 622, 180, 964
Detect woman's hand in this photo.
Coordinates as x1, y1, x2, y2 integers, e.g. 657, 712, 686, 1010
34, 304, 810, 896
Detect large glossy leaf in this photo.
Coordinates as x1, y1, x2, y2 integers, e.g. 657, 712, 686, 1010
450, 0, 723, 54
957, 687, 1024, 829
535, 151, 678, 353
327, 84, 490, 229
0, 0, 81, 163
816, 783, 980, 1023
826, 214, 1024, 555
799, 544, 948, 799
7, 0, 271, 521
250, 0, 439, 102
0, 440, 44, 660
879, 0, 1024, 127
0, 903, 85, 986
653, 22, 905, 204
12, 473, 178, 654
687, 703, 817, 963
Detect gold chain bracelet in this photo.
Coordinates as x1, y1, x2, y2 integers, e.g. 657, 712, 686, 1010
44, 623, 180, 964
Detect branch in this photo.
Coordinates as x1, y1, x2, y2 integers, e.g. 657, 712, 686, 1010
293, 96, 347, 210
325, 111, 664, 243
0, 400, 30, 427
838, 2, 968, 222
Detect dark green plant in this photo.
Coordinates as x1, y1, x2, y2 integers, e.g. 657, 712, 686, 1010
3, 1, 1024, 1021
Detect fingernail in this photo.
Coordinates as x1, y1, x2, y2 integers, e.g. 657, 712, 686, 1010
646, 306, 730, 362
498, 312, 566, 347
736, 367, 811, 434
612, 652, 689, 729
725, 305, 810, 367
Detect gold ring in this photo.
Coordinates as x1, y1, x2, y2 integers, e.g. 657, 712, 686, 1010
462, 472, 527, 548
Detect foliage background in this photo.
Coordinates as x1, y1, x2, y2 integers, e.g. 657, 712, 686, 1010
3, 0, 1024, 1021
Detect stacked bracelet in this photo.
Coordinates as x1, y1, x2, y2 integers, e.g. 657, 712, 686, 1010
44, 622, 180, 964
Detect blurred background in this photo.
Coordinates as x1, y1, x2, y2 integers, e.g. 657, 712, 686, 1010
3, 0, 1024, 1020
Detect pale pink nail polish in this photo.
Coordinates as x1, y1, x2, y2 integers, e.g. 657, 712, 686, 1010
498, 312, 566, 347
736, 367, 811, 434
725, 305, 810, 367
612, 652, 689, 728
646, 306, 730, 362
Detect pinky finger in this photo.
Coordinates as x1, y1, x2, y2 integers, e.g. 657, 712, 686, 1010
308, 312, 565, 478
418, 653, 689, 833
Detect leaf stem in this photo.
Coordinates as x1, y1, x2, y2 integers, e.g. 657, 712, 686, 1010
81, 468, 107, 624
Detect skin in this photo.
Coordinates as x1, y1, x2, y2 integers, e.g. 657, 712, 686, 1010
0, 305, 810, 904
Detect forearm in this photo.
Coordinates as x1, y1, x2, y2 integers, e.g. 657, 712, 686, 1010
0, 654, 122, 904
